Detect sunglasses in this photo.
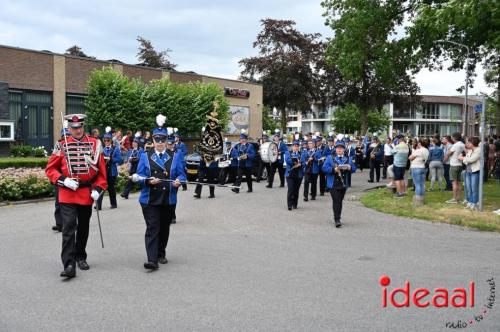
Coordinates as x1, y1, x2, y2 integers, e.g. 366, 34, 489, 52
153, 137, 167, 143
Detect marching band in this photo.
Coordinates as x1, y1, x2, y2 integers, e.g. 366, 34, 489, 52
45, 112, 364, 278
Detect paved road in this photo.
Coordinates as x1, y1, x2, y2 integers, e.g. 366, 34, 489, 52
0, 172, 499, 332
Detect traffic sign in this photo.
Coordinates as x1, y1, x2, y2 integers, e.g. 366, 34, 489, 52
475, 104, 483, 112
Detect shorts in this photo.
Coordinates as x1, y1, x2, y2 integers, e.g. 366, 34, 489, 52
393, 166, 406, 181
450, 166, 462, 181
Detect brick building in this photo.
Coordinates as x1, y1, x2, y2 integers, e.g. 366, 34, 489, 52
0, 45, 263, 155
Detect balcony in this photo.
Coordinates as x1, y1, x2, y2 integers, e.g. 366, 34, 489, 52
301, 111, 331, 120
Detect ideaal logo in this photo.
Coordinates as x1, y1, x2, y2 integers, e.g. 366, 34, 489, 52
379, 275, 496, 329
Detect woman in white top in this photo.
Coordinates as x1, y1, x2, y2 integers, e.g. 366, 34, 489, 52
408, 138, 430, 206
458, 137, 481, 210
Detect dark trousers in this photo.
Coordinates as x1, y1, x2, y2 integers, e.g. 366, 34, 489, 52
141, 204, 174, 263
195, 167, 218, 196
60, 204, 92, 268
443, 164, 452, 190
330, 187, 347, 221
303, 173, 318, 199
97, 176, 117, 208
383, 155, 393, 178
318, 170, 326, 194
256, 160, 264, 182
122, 179, 136, 198
268, 161, 285, 187
286, 177, 302, 208
219, 166, 237, 184
234, 167, 252, 191
369, 159, 381, 182
54, 186, 62, 228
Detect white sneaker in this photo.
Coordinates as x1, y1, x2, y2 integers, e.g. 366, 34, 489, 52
493, 209, 500, 215
446, 199, 458, 204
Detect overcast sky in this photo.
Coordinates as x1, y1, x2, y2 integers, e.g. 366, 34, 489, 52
0, 0, 491, 96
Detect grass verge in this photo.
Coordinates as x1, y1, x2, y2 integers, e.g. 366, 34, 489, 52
361, 180, 500, 233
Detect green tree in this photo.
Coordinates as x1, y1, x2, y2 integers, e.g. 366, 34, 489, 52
65, 45, 90, 58
239, 19, 324, 133
143, 78, 229, 136
261, 106, 280, 131
332, 104, 390, 134
322, 0, 419, 133
136, 36, 176, 70
407, 0, 500, 134
85, 66, 147, 131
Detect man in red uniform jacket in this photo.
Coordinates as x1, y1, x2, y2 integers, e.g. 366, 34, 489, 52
45, 114, 107, 278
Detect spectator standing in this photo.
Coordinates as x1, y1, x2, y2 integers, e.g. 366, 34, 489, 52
441, 136, 453, 190
113, 130, 122, 149
367, 137, 383, 183
445, 132, 465, 204
391, 135, 409, 198
382, 137, 394, 179
459, 137, 481, 210
428, 135, 445, 191
144, 131, 154, 151
409, 138, 429, 206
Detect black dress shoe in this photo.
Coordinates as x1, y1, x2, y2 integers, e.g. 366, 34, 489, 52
231, 188, 239, 194
120, 194, 128, 199
158, 257, 168, 264
292, 205, 297, 209
110, 205, 117, 209
60, 265, 76, 278
247, 189, 253, 193
335, 220, 342, 228
182, 187, 187, 191
52, 225, 62, 232
265, 184, 272, 188
208, 195, 215, 198
288, 206, 292, 211
280, 184, 285, 187
311, 197, 316, 200
367, 180, 374, 183
77, 260, 89, 270
193, 194, 201, 199
144, 262, 159, 270
304, 197, 308, 202
171, 218, 176, 224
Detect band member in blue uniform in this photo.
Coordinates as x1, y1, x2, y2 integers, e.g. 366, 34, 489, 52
267, 129, 288, 188
316, 134, 327, 195
231, 129, 256, 193
121, 137, 143, 199
219, 138, 237, 184
97, 127, 123, 210
345, 136, 356, 188
285, 139, 304, 210
135, 115, 186, 270
322, 141, 357, 228
302, 138, 319, 201
174, 128, 187, 192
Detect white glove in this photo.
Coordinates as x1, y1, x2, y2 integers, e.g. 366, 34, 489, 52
91, 190, 100, 201
63, 178, 79, 191
131, 173, 144, 182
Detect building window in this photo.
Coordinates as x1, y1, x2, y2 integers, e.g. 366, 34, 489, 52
66, 94, 86, 114
8, 92, 22, 139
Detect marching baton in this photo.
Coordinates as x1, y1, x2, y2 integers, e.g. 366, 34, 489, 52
130, 175, 241, 190
94, 191, 105, 248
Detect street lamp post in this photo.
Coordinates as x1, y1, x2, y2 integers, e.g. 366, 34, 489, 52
435, 40, 470, 135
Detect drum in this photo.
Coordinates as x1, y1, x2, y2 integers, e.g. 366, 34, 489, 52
260, 142, 278, 163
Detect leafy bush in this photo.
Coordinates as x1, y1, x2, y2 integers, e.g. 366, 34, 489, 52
0, 158, 48, 169
33, 146, 48, 157
0, 168, 53, 201
10, 145, 35, 157
85, 67, 229, 136
0, 177, 24, 200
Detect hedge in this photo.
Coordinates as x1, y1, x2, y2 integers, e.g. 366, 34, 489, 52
0, 158, 49, 169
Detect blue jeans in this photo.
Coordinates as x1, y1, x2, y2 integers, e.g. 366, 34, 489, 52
443, 164, 452, 190
465, 171, 479, 204
411, 168, 426, 196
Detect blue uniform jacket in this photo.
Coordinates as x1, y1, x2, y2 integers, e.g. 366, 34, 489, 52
301, 148, 320, 174
322, 154, 357, 189
370, 144, 384, 162
103, 145, 123, 177
276, 141, 288, 164
285, 150, 304, 178
137, 150, 187, 205
231, 143, 256, 168
175, 141, 187, 157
